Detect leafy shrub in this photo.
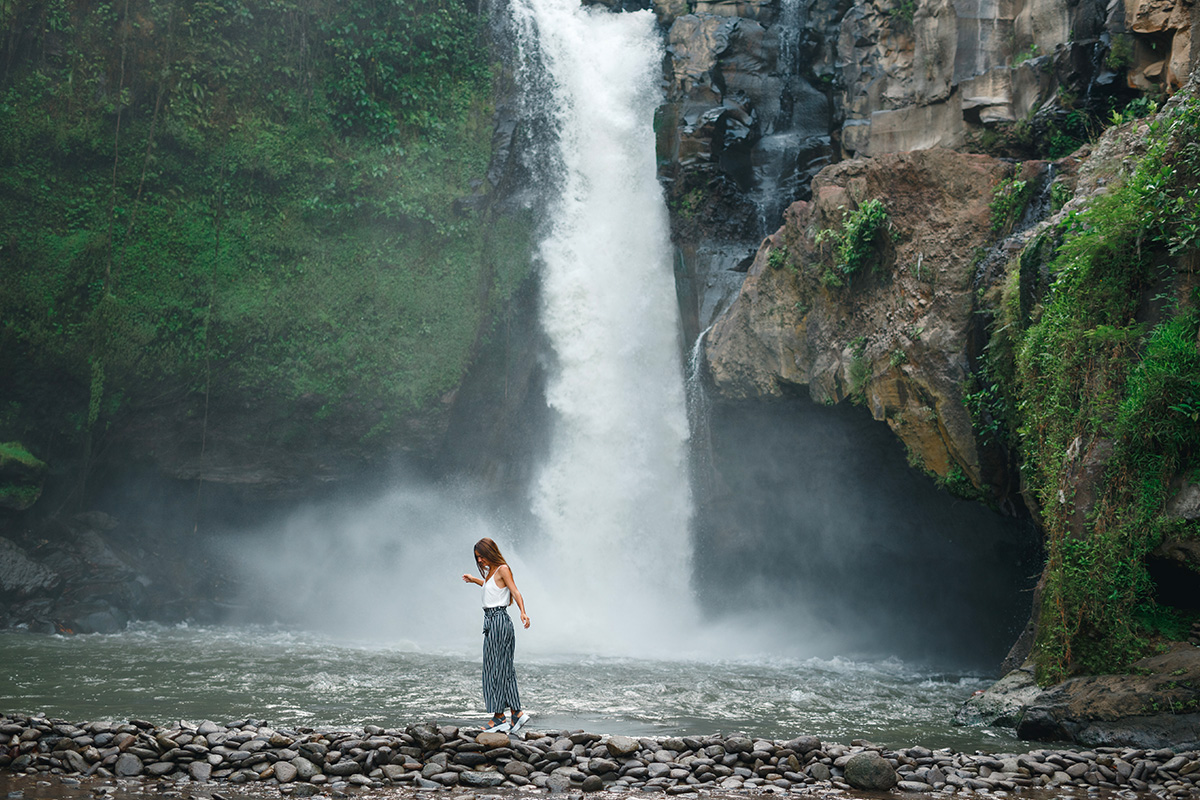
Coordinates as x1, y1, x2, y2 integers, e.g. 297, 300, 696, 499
815, 198, 892, 287
768, 244, 791, 271
991, 175, 1034, 235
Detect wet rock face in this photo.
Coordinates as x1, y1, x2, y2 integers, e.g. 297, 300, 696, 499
962, 646, 1200, 752
0, 538, 59, 600
654, 0, 1163, 229
0, 512, 226, 634
656, 0, 834, 343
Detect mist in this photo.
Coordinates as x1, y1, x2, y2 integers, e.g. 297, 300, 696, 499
695, 394, 1041, 669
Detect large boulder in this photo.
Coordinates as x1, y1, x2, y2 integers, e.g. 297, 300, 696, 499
844, 751, 898, 790
705, 148, 1018, 493
963, 646, 1200, 749
955, 663, 1045, 727
0, 537, 59, 600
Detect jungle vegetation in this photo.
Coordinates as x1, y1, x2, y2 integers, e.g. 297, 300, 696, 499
0, 0, 532, 487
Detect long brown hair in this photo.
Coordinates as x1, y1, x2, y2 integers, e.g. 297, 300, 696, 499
474, 537, 508, 578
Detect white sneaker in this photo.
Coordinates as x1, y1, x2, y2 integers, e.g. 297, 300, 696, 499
481, 716, 511, 733
510, 710, 531, 733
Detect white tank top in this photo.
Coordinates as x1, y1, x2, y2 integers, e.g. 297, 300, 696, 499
483, 572, 510, 608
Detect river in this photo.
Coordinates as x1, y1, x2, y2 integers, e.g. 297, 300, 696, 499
1, 624, 1024, 752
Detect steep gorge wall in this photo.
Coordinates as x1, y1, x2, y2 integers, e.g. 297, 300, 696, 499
655, 0, 1195, 185
691, 12, 1200, 739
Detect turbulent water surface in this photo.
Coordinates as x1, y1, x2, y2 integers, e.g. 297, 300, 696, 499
1, 624, 1024, 752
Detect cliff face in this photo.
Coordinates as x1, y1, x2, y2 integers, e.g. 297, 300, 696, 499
696, 38, 1200, 740
657, 0, 1196, 335
704, 148, 1023, 498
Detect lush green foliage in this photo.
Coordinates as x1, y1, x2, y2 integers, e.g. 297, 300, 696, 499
1004, 91, 1200, 683
0, 0, 530, 465
815, 198, 892, 287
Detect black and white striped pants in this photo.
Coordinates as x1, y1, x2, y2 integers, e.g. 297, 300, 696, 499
482, 606, 520, 714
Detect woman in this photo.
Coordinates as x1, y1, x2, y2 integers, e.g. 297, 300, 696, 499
461, 537, 530, 733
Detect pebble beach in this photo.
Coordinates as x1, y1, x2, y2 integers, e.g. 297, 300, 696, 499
2, 714, 1199, 799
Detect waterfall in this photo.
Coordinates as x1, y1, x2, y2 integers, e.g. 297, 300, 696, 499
747, 0, 805, 234
511, 0, 698, 648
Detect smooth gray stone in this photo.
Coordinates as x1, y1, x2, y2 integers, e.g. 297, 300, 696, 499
788, 737, 822, 754
380, 764, 407, 780
114, 754, 143, 777
291, 756, 321, 780
582, 775, 605, 792
274, 761, 298, 783
459, 770, 505, 787
61, 750, 89, 773
899, 779, 934, 792
844, 752, 898, 791
546, 772, 574, 793
407, 723, 445, 751
188, 761, 212, 782
606, 736, 640, 757
589, 758, 619, 774
455, 752, 488, 767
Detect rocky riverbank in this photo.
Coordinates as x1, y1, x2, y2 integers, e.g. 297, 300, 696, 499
3, 714, 1199, 798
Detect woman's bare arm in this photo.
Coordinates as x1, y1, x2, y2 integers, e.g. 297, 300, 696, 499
496, 565, 530, 628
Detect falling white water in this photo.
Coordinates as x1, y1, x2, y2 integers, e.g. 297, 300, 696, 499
511, 0, 697, 648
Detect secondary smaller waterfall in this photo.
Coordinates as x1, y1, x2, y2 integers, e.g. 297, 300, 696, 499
511, 0, 698, 648
746, 0, 831, 234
